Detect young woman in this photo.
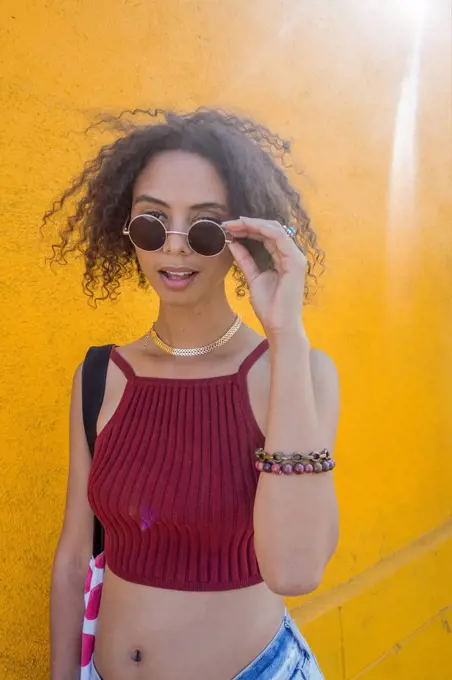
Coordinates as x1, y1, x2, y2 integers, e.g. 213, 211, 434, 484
48, 109, 340, 680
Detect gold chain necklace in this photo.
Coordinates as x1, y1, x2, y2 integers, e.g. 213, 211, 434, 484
145, 315, 242, 356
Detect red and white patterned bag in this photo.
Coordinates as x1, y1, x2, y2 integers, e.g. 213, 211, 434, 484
80, 552, 105, 679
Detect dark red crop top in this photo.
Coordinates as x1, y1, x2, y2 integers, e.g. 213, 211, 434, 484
88, 341, 268, 592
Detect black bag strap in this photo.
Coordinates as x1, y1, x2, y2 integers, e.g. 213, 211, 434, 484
81, 344, 114, 557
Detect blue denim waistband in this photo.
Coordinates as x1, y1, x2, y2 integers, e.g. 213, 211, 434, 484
233, 609, 323, 679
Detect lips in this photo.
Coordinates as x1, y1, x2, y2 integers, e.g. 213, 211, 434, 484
159, 270, 196, 280
158, 267, 199, 290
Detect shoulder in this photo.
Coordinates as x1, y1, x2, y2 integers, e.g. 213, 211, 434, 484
310, 348, 338, 377
309, 348, 339, 399
72, 361, 84, 388
79, 344, 116, 368
73, 344, 116, 386
309, 349, 340, 442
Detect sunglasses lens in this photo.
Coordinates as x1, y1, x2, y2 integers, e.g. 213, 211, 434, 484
188, 220, 226, 257
128, 215, 166, 251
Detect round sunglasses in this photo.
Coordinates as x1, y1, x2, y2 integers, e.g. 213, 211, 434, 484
123, 213, 234, 257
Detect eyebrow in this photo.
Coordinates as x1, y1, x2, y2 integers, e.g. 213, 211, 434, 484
133, 194, 228, 212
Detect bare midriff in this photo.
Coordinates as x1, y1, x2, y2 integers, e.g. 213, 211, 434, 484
93, 567, 285, 680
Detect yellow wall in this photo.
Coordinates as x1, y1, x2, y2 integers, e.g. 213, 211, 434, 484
1, 1, 451, 678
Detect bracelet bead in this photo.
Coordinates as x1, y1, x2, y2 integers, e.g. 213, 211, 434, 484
254, 448, 335, 475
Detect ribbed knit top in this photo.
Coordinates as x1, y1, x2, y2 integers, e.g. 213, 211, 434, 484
87, 342, 268, 592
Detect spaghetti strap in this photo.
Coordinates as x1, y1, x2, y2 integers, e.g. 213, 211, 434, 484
238, 339, 269, 376
110, 347, 136, 380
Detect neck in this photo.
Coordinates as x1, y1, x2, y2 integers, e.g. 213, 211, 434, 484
154, 291, 237, 349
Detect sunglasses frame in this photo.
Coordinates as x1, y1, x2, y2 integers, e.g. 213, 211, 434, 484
122, 213, 235, 258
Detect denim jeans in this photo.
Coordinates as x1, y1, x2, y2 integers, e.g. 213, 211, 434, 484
90, 610, 323, 680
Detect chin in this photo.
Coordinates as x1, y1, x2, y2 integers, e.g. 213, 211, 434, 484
150, 276, 209, 307
158, 291, 201, 307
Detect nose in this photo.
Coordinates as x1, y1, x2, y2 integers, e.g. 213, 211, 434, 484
162, 229, 191, 256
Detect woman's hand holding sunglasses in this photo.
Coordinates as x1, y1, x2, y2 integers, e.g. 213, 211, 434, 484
223, 217, 307, 340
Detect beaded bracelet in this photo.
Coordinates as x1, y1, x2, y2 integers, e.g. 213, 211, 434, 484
255, 448, 336, 475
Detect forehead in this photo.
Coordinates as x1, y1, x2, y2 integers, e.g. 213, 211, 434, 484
133, 150, 228, 206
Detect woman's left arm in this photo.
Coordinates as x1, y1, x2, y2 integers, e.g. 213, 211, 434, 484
254, 332, 340, 596
225, 216, 340, 597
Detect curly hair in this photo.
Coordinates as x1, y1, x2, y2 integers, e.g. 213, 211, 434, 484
43, 108, 324, 303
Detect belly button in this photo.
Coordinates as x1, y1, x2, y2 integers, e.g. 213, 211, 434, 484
132, 650, 142, 663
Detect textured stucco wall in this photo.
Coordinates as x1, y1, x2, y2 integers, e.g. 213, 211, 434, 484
1, 1, 451, 678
